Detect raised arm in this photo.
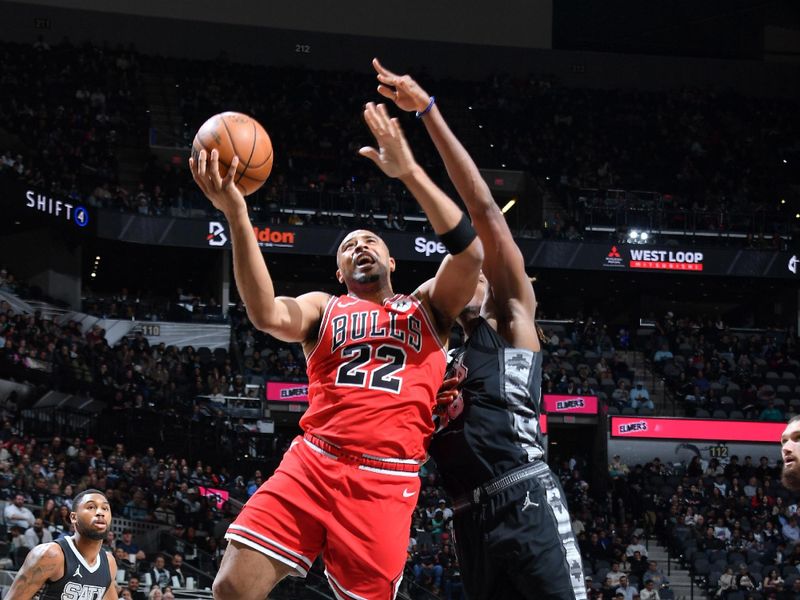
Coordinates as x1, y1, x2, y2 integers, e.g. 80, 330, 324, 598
373, 59, 538, 350
6, 543, 64, 600
359, 102, 483, 330
189, 150, 329, 342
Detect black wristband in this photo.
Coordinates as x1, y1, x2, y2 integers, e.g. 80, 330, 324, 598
438, 213, 477, 255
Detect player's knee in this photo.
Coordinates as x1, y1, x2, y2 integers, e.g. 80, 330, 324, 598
212, 572, 244, 600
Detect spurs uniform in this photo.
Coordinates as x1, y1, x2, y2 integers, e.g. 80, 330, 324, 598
36, 536, 112, 600
227, 293, 446, 600
429, 318, 586, 600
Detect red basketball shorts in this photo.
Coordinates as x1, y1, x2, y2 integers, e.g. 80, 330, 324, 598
224, 434, 421, 600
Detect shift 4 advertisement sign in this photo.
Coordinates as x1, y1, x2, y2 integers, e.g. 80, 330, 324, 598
24, 189, 90, 228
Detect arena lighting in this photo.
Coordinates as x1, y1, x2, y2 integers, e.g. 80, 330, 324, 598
627, 229, 651, 244
501, 199, 517, 213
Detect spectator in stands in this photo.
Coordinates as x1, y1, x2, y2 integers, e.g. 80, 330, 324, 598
760, 399, 784, 421
715, 568, 736, 599
127, 576, 147, 600
625, 535, 648, 559
115, 546, 136, 582
735, 563, 757, 594
642, 561, 669, 588
169, 552, 187, 588
629, 550, 649, 583
763, 568, 784, 596
118, 529, 147, 563
615, 574, 637, 600
743, 476, 759, 498
639, 580, 660, 600
4, 493, 35, 528
607, 562, 625, 586
609, 455, 630, 479
653, 344, 673, 363
782, 516, 800, 543
23, 517, 53, 548
629, 383, 653, 411
413, 547, 443, 592
149, 555, 172, 589
9, 525, 29, 568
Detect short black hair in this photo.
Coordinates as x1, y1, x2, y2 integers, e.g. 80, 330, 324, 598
72, 488, 107, 508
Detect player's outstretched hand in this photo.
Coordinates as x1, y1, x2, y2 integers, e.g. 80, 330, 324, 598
189, 149, 246, 217
434, 376, 464, 429
372, 58, 431, 113
359, 102, 418, 179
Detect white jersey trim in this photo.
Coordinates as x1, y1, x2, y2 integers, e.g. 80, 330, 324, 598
305, 294, 338, 363
226, 524, 313, 569
358, 465, 419, 478
396, 294, 448, 360
225, 533, 308, 578
65, 535, 101, 573
325, 570, 369, 600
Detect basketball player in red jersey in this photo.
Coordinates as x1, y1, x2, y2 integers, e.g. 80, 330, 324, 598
189, 101, 482, 600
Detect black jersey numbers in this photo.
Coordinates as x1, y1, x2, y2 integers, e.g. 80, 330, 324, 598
372, 345, 406, 393
337, 344, 370, 386
335, 343, 407, 393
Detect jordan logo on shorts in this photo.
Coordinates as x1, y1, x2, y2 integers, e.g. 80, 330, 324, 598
522, 491, 539, 511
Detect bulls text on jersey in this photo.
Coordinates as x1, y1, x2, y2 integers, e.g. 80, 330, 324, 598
330, 310, 422, 354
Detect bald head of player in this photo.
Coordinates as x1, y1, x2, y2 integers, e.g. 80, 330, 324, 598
781, 416, 800, 492
336, 230, 395, 288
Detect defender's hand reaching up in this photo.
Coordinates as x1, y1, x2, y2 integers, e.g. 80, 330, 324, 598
372, 58, 431, 113
189, 148, 246, 218
359, 102, 419, 180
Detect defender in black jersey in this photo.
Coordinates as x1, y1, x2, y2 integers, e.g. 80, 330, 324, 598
7, 489, 118, 600
375, 60, 587, 600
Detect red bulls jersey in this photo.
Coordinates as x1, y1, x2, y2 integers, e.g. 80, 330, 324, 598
301, 293, 447, 460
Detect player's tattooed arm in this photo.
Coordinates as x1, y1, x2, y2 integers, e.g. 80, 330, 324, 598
5, 543, 64, 600
104, 552, 120, 600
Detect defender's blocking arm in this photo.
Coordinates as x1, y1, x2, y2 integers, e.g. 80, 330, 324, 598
359, 102, 483, 328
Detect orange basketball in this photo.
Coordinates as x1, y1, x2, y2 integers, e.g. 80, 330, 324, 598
191, 112, 274, 196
